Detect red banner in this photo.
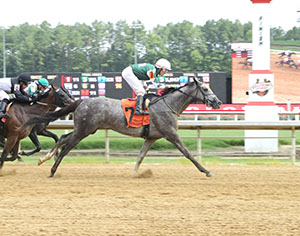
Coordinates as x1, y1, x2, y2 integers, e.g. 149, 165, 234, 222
186, 103, 300, 113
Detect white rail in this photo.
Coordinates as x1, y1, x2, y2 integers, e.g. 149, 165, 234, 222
182, 111, 300, 121
47, 120, 300, 164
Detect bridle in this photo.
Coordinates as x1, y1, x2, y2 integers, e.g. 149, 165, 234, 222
30, 87, 70, 109
149, 81, 212, 116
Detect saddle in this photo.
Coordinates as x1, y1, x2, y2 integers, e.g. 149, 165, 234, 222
121, 98, 150, 128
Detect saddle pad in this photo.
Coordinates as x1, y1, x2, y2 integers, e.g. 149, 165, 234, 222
1, 102, 12, 123
121, 99, 150, 128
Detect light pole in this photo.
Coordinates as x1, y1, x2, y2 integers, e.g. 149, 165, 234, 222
132, 22, 142, 64
2, 27, 6, 78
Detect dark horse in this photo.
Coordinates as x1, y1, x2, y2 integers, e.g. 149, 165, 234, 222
19, 87, 74, 156
275, 52, 296, 67
0, 84, 71, 170
26, 79, 222, 178
275, 59, 298, 68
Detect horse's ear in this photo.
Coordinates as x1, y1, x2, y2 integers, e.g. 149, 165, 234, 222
51, 83, 58, 90
193, 77, 202, 86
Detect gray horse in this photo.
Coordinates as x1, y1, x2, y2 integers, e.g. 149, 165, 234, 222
25, 78, 222, 177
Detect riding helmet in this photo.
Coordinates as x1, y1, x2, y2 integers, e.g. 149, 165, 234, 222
18, 73, 32, 85
155, 58, 172, 71
38, 78, 49, 87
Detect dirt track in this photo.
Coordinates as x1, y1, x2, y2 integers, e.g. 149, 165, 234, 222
1, 163, 300, 235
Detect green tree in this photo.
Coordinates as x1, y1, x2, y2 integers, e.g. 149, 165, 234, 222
284, 27, 300, 40
271, 27, 285, 40
1, 20, 298, 78
105, 20, 137, 71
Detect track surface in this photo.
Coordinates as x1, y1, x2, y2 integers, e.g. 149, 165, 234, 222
1, 163, 300, 236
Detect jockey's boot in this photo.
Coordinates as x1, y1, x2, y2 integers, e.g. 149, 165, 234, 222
0, 99, 9, 119
135, 95, 149, 115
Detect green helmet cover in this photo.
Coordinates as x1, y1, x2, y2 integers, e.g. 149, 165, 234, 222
38, 78, 49, 87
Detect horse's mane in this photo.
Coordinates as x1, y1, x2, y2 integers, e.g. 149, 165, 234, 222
143, 82, 196, 105
160, 83, 189, 96
160, 87, 177, 96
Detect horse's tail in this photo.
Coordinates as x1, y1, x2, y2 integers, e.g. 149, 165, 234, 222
24, 99, 83, 127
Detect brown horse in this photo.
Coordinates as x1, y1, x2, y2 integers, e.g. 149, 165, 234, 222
19, 87, 74, 156
0, 84, 71, 169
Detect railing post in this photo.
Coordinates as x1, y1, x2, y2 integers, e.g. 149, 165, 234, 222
197, 128, 202, 162
291, 127, 296, 164
105, 129, 110, 163
287, 100, 291, 121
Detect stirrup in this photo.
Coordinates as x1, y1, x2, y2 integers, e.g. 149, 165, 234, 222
135, 109, 149, 115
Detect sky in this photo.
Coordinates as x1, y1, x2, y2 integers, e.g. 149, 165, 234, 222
0, 0, 299, 31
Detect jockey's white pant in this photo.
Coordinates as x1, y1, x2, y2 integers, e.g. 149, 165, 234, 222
122, 66, 145, 96
0, 90, 9, 101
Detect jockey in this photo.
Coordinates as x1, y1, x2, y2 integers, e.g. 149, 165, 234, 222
279, 50, 295, 58
122, 58, 171, 115
25, 78, 49, 97
0, 73, 38, 119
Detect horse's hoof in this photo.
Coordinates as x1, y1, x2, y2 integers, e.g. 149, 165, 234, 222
206, 172, 214, 177
37, 159, 43, 166
18, 158, 24, 163
132, 171, 138, 178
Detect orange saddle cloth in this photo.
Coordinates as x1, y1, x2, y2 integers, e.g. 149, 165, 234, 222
121, 98, 150, 128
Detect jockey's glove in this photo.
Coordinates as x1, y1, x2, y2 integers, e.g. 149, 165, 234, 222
30, 97, 39, 103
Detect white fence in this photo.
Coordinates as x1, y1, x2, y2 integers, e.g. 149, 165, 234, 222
47, 119, 300, 164
182, 110, 300, 121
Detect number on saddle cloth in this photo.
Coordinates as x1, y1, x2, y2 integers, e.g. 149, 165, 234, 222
121, 99, 150, 128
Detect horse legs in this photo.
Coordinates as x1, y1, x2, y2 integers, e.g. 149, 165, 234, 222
38, 129, 59, 160
5, 141, 21, 162
21, 127, 58, 156
134, 138, 157, 174
49, 133, 85, 178
20, 130, 41, 156
38, 132, 72, 165
37, 129, 59, 142
164, 129, 213, 177
0, 136, 18, 168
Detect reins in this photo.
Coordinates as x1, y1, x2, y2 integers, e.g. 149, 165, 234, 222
34, 101, 58, 108
149, 82, 208, 116
162, 97, 181, 116
30, 87, 64, 109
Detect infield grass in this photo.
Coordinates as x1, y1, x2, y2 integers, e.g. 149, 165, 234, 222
5, 129, 298, 166
19, 129, 300, 151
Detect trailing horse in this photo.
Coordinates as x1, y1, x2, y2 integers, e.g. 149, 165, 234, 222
275, 58, 298, 69
0, 84, 71, 169
25, 79, 222, 178
19, 87, 74, 156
